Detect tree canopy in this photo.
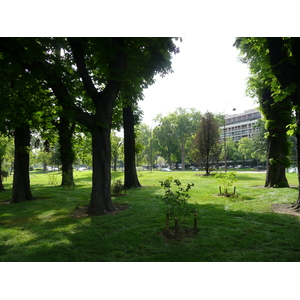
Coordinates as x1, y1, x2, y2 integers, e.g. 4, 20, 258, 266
0, 37, 180, 214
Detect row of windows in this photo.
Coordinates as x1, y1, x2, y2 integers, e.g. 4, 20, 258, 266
226, 111, 262, 125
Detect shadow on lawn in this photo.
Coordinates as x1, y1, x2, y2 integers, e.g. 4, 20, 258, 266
1, 192, 300, 262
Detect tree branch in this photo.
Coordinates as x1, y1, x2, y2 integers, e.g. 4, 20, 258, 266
67, 38, 99, 99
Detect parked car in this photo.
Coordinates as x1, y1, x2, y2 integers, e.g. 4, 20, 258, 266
161, 168, 172, 172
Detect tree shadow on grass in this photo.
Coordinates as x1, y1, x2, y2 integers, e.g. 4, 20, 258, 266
2, 192, 300, 262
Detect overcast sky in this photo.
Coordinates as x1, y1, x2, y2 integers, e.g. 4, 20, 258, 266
139, 36, 257, 126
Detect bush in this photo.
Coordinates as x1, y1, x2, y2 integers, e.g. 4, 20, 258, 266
1, 170, 8, 178
111, 179, 124, 195
158, 178, 196, 222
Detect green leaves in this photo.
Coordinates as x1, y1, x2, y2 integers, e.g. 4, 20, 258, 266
215, 172, 237, 195
158, 178, 196, 220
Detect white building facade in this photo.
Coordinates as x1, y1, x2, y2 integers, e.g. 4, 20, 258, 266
222, 108, 262, 142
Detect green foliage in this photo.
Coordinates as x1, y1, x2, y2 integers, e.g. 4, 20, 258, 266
48, 173, 59, 185
238, 137, 254, 160
1, 170, 8, 180
62, 171, 75, 190
111, 179, 124, 194
269, 157, 291, 168
273, 181, 290, 188
153, 108, 200, 169
215, 172, 237, 195
157, 178, 196, 221
192, 111, 220, 174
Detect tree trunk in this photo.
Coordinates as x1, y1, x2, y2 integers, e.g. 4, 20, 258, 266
56, 116, 75, 187
265, 134, 289, 187
11, 124, 34, 203
87, 126, 115, 215
292, 111, 300, 209
180, 147, 186, 171
113, 156, 117, 171
204, 157, 210, 175
0, 159, 5, 192
260, 88, 291, 188
123, 106, 141, 189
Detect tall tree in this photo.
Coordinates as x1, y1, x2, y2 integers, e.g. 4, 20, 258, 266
193, 112, 220, 175
0, 48, 54, 202
265, 38, 300, 203
154, 108, 200, 170
153, 116, 178, 169
0, 37, 179, 214
238, 137, 255, 166
252, 119, 267, 167
235, 37, 292, 188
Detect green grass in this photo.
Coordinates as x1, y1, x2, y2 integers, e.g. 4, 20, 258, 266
1, 170, 300, 261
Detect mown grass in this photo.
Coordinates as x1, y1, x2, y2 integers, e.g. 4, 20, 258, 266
0, 170, 300, 261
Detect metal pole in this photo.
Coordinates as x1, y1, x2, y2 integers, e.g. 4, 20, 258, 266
224, 120, 227, 172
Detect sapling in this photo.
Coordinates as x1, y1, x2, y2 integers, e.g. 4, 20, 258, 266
157, 178, 197, 231
215, 171, 237, 196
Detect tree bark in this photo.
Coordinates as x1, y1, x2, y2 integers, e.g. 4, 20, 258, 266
0, 159, 6, 192
11, 124, 34, 203
87, 126, 115, 215
260, 88, 291, 188
113, 156, 117, 172
56, 116, 75, 187
123, 106, 141, 189
204, 157, 210, 176
180, 147, 186, 171
292, 111, 300, 209
265, 135, 290, 187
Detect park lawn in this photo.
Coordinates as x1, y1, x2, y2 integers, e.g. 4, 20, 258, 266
0, 170, 300, 261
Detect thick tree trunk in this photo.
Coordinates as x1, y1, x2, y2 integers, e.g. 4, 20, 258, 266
265, 135, 289, 187
56, 117, 75, 187
123, 106, 141, 189
87, 126, 115, 215
11, 124, 34, 203
260, 88, 291, 188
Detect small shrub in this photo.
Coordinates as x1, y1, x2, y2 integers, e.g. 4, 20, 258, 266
157, 178, 196, 223
111, 179, 124, 195
1, 170, 8, 181
48, 174, 59, 185
274, 181, 289, 188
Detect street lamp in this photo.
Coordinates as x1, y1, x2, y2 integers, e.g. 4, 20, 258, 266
224, 105, 236, 172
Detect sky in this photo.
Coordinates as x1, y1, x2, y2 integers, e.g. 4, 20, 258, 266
139, 37, 257, 126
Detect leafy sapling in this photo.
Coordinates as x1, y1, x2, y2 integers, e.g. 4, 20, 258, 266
158, 178, 196, 228
215, 171, 237, 196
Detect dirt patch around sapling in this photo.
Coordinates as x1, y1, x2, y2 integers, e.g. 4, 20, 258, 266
158, 227, 199, 243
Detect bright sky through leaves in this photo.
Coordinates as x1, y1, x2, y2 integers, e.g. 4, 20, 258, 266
140, 37, 256, 126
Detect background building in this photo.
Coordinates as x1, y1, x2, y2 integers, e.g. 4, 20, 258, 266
222, 108, 262, 142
